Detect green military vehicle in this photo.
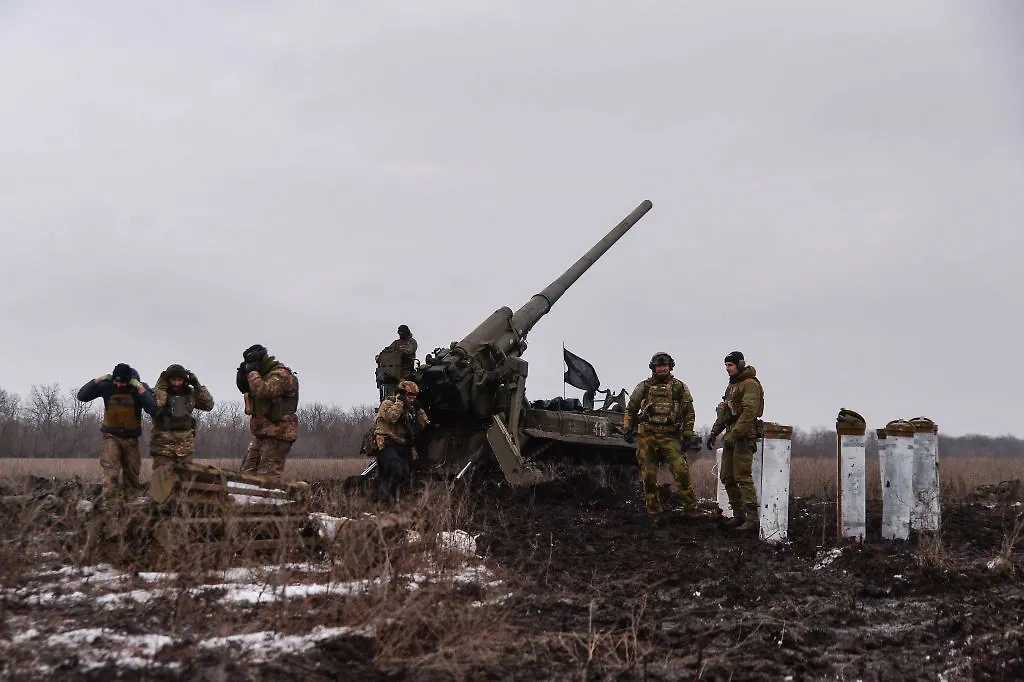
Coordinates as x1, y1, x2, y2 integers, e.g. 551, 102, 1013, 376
362, 200, 652, 487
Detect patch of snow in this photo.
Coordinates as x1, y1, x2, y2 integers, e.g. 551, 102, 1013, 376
471, 592, 514, 608
44, 628, 175, 671
812, 548, 843, 570
226, 481, 286, 494
198, 625, 372, 662
437, 530, 479, 556
75, 499, 94, 513
406, 530, 423, 544
309, 512, 347, 540
229, 493, 292, 505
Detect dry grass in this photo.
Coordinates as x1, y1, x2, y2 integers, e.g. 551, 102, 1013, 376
669, 455, 1024, 502
3, 455, 1023, 503
0, 457, 368, 484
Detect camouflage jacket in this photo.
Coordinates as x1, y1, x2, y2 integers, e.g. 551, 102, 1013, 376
246, 362, 299, 442
623, 374, 695, 437
384, 337, 417, 359
711, 366, 764, 440
152, 385, 214, 432
374, 396, 429, 446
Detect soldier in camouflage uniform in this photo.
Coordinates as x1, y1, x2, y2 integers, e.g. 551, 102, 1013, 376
150, 364, 214, 470
373, 379, 429, 503
236, 344, 299, 480
706, 351, 765, 531
76, 363, 157, 504
375, 325, 418, 401
623, 352, 700, 515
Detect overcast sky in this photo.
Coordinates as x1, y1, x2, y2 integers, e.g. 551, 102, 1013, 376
2, 1, 1021, 437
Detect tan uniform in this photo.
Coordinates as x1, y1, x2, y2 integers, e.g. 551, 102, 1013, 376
241, 358, 299, 479
710, 366, 764, 509
150, 385, 214, 469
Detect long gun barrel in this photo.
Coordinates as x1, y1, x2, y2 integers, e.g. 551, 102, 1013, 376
459, 200, 653, 358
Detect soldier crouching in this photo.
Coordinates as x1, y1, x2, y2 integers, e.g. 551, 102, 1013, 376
150, 364, 214, 469
237, 344, 300, 480
373, 380, 429, 503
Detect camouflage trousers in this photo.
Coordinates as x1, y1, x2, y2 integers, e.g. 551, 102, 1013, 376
99, 434, 141, 502
150, 429, 196, 470
241, 437, 293, 480
721, 435, 759, 509
636, 433, 697, 514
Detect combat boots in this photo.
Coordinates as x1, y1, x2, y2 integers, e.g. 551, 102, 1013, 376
734, 504, 760, 532
720, 503, 744, 528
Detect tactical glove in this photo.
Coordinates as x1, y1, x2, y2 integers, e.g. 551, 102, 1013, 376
95, 374, 112, 384
622, 430, 636, 445
187, 372, 201, 388
684, 434, 701, 452
244, 361, 261, 374
705, 433, 718, 451
129, 377, 142, 391
236, 363, 250, 394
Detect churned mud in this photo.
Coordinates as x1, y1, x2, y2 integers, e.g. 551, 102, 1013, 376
1, 472, 1022, 680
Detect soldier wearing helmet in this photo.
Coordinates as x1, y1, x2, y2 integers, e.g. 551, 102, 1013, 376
623, 352, 699, 516
373, 379, 430, 503
375, 325, 419, 401
150, 364, 214, 469
706, 350, 764, 531
236, 344, 300, 480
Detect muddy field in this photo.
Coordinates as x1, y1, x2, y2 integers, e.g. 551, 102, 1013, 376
1, 472, 1022, 681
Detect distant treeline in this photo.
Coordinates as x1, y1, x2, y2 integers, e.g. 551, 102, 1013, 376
1, 383, 1022, 461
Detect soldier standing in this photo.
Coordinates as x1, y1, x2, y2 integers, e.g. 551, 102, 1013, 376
373, 380, 429, 503
236, 344, 299, 480
375, 324, 418, 401
622, 352, 700, 516
76, 363, 157, 504
706, 351, 764, 531
150, 364, 214, 469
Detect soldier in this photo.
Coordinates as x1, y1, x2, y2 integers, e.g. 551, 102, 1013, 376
622, 352, 700, 516
373, 380, 429, 503
76, 363, 157, 504
236, 344, 299, 480
150, 364, 214, 469
375, 324, 418, 401
706, 351, 765, 531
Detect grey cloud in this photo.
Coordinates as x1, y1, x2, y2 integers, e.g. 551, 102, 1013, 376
1, 0, 1021, 437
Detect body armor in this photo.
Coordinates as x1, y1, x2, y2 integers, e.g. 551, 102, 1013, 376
638, 379, 682, 433
155, 393, 195, 432
103, 388, 141, 433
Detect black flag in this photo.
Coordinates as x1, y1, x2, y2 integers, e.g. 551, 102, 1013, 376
563, 347, 600, 392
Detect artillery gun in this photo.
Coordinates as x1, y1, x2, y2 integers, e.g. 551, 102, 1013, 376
364, 200, 652, 487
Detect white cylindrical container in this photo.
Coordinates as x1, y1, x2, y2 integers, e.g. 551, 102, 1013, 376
837, 415, 867, 542
910, 417, 940, 531
876, 428, 888, 498
881, 419, 915, 540
759, 423, 792, 544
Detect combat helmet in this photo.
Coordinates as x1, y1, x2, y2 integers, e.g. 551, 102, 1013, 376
649, 352, 675, 370
164, 364, 188, 380
397, 380, 420, 395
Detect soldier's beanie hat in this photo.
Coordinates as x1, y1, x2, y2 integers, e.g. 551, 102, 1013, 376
724, 351, 745, 365
112, 363, 133, 382
164, 364, 188, 379
398, 325, 411, 335
243, 344, 267, 361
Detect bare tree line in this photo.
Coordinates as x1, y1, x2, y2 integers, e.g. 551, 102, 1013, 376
0, 383, 1021, 460
0, 384, 375, 460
